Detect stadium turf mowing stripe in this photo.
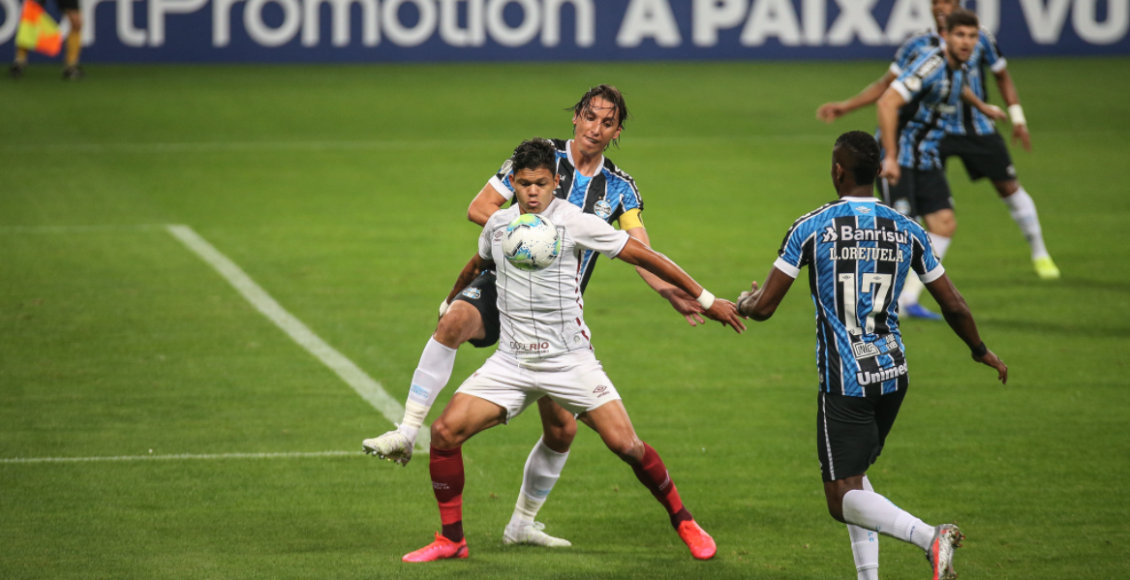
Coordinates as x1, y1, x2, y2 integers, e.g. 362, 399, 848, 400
0, 451, 357, 464
167, 224, 430, 451
0, 59, 1126, 580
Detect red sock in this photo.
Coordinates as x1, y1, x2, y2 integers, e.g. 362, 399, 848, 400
429, 445, 465, 542
630, 442, 693, 528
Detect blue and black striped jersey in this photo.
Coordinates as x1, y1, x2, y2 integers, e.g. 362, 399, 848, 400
489, 138, 643, 293
891, 48, 971, 171
774, 197, 945, 397
890, 29, 1006, 138
952, 29, 1007, 137
889, 30, 941, 77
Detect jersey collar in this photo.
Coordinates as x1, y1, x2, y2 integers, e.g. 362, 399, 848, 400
566, 139, 604, 179
842, 196, 876, 202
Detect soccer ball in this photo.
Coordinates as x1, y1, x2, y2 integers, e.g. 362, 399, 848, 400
502, 213, 561, 272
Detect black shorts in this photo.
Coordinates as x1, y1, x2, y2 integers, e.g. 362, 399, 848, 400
940, 132, 1016, 183
877, 168, 953, 218
816, 388, 907, 482
451, 270, 500, 349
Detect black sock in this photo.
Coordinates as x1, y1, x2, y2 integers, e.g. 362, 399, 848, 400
670, 507, 693, 528
442, 521, 464, 543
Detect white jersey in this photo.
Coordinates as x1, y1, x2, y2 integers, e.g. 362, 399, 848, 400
479, 198, 631, 360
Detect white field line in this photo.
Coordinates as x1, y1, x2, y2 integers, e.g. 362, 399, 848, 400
165, 224, 428, 451
0, 451, 356, 464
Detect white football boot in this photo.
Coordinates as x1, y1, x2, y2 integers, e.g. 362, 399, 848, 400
926, 523, 964, 580
503, 521, 572, 547
362, 424, 417, 466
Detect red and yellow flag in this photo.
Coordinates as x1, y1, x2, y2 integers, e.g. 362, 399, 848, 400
16, 1, 62, 57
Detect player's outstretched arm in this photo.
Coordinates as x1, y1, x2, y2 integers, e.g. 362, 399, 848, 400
615, 238, 745, 333
816, 71, 897, 124
625, 226, 706, 327
443, 253, 495, 309
467, 184, 509, 227
992, 68, 1032, 152
960, 86, 1007, 122
736, 267, 795, 321
876, 89, 906, 185
925, 274, 1009, 384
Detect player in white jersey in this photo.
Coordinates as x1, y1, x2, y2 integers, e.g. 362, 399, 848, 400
401, 138, 745, 563
364, 86, 706, 548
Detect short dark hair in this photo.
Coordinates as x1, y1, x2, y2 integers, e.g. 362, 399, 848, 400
834, 131, 881, 185
511, 138, 557, 175
945, 8, 979, 32
569, 84, 629, 149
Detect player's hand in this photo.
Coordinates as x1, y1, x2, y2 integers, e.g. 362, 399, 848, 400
1012, 123, 1032, 153
974, 350, 1008, 385
982, 104, 1008, 122
816, 102, 847, 124
659, 287, 706, 327
880, 158, 901, 186
736, 281, 760, 319
703, 299, 746, 334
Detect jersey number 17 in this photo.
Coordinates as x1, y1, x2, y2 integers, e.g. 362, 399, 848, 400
838, 273, 893, 335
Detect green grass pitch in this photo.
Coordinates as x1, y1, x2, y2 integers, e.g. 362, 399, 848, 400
1, 58, 1128, 579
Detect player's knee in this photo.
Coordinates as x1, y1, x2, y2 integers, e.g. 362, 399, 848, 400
994, 180, 1019, 197
542, 419, 577, 452
609, 436, 645, 463
430, 418, 462, 449
435, 304, 477, 347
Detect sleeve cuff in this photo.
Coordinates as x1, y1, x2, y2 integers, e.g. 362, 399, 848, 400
607, 231, 631, 259
889, 62, 902, 75
488, 176, 515, 202
890, 80, 912, 102
773, 257, 800, 279
919, 264, 945, 284
991, 57, 1008, 74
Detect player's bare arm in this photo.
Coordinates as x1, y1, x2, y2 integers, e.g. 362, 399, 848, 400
736, 267, 795, 321
876, 88, 905, 185
925, 273, 1009, 383
993, 68, 1032, 152
817, 70, 898, 124
445, 253, 495, 305
960, 86, 1007, 121
614, 238, 745, 333
468, 183, 509, 227
626, 226, 706, 327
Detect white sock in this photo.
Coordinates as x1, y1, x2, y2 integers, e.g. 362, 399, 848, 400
900, 232, 950, 307
899, 275, 926, 309
927, 232, 951, 261
510, 437, 570, 527
402, 337, 457, 424
1003, 188, 1049, 260
847, 476, 880, 580
842, 489, 934, 552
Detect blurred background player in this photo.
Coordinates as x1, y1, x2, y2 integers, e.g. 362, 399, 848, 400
817, 0, 1059, 318
737, 131, 1008, 580
363, 85, 706, 547
402, 138, 742, 562
875, 11, 1006, 317
9, 0, 85, 80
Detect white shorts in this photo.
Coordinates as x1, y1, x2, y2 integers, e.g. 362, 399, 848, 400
455, 350, 622, 422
